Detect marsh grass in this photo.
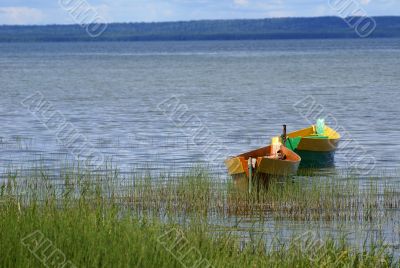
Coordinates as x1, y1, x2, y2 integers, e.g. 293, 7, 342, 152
118, 170, 400, 222
3, 167, 400, 221
0, 167, 399, 267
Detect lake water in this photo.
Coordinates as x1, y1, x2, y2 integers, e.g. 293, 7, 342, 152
0, 39, 400, 175
1, 39, 400, 256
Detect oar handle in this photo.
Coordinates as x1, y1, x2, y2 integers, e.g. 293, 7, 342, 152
282, 125, 287, 145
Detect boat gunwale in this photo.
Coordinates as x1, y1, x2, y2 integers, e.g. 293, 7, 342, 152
225, 145, 302, 176
287, 125, 341, 140
235, 145, 301, 163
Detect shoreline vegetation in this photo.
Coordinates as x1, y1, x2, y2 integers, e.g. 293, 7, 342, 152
0, 16, 400, 42
1, 167, 399, 267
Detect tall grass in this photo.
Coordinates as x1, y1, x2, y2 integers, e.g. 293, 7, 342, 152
0, 167, 398, 267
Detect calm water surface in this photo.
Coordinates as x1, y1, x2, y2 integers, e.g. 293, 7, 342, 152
1, 39, 399, 175
1, 39, 400, 254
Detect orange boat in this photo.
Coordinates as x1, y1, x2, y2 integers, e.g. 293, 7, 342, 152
225, 144, 301, 178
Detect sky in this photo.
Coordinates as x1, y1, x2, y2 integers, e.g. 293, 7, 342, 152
0, 0, 399, 25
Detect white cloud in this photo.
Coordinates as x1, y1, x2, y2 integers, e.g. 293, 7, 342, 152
0, 0, 398, 25
234, 0, 249, 6
0, 7, 44, 25
359, 0, 371, 5
313, 5, 336, 17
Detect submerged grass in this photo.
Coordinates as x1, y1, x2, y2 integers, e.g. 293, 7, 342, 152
0, 167, 399, 267
120, 169, 400, 222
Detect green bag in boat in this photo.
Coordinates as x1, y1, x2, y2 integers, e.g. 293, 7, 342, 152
316, 118, 325, 135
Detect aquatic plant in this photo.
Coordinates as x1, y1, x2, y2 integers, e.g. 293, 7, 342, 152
0, 167, 397, 267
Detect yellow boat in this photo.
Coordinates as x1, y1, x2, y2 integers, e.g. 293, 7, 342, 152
225, 144, 301, 178
284, 121, 340, 167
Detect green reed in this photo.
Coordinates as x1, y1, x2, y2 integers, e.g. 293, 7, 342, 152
0, 166, 399, 267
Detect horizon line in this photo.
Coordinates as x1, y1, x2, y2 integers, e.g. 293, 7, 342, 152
1, 15, 399, 27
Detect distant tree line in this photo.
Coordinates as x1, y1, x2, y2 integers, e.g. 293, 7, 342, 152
0, 16, 399, 42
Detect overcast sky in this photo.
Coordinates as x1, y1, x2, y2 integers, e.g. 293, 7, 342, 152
0, 0, 399, 25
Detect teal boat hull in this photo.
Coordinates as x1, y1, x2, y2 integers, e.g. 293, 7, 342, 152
294, 150, 335, 168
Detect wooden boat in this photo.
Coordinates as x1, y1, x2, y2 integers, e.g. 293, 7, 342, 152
225, 144, 301, 178
284, 123, 340, 167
